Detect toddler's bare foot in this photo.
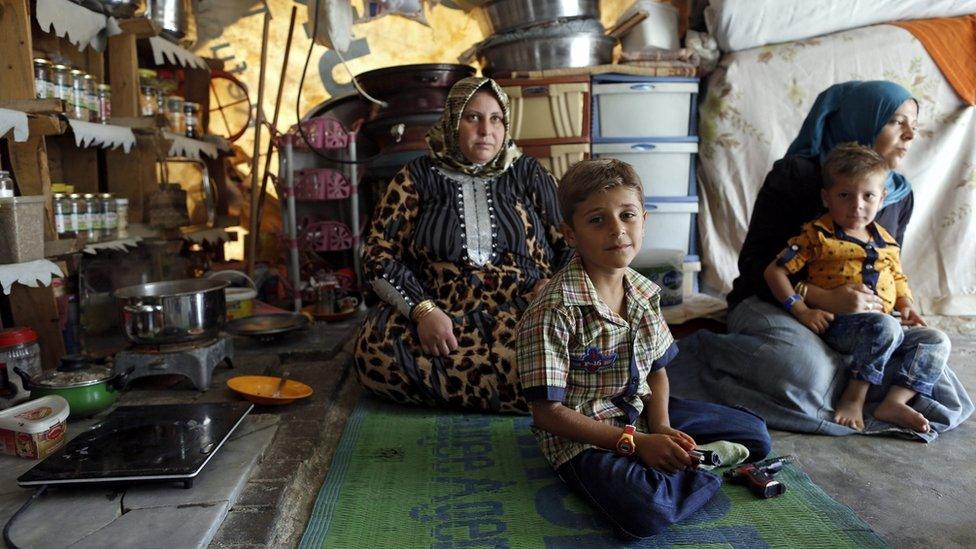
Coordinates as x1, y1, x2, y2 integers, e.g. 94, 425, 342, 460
833, 402, 865, 430
875, 400, 930, 433
833, 381, 867, 430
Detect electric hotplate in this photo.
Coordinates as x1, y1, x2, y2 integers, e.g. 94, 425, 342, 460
18, 401, 253, 489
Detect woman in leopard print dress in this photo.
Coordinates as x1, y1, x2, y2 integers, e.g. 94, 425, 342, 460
354, 76, 572, 413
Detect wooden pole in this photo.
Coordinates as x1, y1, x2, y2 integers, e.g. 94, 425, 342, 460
247, 6, 272, 276
254, 5, 298, 253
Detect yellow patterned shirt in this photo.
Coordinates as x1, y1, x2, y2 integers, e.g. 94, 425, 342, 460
776, 214, 913, 313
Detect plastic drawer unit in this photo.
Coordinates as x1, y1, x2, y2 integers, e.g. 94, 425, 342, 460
591, 141, 697, 197
496, 76, 590, 145
638, 198, 699, 259
591, 75, 699, 141
520, 142, 590, 180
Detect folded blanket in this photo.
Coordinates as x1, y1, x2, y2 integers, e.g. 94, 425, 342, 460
892, 15, 976, 105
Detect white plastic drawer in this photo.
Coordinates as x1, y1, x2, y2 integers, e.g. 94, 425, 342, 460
591, 141, 697, 197
593, 82, 697, 138
638, 200, 698, 256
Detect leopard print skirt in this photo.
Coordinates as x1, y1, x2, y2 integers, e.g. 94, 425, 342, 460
354, 302, 529, 414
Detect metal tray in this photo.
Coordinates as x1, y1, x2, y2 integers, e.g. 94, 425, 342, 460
224, 313, 309, 339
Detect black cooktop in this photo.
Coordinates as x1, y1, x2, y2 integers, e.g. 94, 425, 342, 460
18, 401, 253, 489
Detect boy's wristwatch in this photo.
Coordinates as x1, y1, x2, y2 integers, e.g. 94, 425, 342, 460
615, 425, 637, 456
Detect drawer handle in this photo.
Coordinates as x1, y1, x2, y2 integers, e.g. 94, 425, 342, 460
523, 85, 550, 96
631, 143, 657, 151
629, 84, 656, 91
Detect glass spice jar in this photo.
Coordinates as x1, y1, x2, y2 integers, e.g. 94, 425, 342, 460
83, 193, 100, 241
97, 83, 112, 123
115, 197, 129, 238
69, 69, 88, 121
84, 74, 97, 122
68, 193, 88, 240
184, 101, 201, 138
53, 193, 72, 238
165, 95, 185, 134
33, 58, 52, 99
51, 64, 71, 102
139, 85, 157, 116
99, 193, 117, 240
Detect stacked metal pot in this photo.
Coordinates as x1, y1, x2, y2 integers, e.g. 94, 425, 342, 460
474, 0, 614, 77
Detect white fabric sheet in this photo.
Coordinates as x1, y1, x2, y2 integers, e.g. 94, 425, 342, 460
696, 24, 976, 314
704, 0, 976, 52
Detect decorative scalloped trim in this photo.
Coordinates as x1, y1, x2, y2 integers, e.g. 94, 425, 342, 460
69, 120, 137, 152
148, 37, 209, 70
0, 259, 64, 295
0, 109, 29, 142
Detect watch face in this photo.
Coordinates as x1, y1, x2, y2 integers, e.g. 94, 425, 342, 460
619, 442, 633, 454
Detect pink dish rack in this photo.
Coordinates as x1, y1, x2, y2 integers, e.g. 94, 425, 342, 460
294, 168, 352, 201
278, 116, 364, 312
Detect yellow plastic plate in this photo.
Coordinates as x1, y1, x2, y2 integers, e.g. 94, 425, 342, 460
226, 375, 313, 406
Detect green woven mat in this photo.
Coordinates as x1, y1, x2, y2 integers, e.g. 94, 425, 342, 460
300, 398, 886, 548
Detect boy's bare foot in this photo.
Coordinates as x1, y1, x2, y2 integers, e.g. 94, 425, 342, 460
875, 399, 930, 433
833, 380, 868, 430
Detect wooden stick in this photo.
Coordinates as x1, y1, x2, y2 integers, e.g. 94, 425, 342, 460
246, 5, 272, 277
254, 5, 298, 256
607, 10, 649, 40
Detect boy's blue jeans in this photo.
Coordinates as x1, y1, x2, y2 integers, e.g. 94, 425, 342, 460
822, 313, 950, 396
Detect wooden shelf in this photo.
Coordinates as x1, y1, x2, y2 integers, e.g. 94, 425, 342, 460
0, 98, 64, 114
118, 17, 161, 38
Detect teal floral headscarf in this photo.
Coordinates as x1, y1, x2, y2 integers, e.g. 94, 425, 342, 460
425, 76, 522, 179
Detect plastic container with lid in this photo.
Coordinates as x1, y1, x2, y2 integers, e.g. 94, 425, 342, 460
0, 196, 45, 264
633, 248, 686, 306
0, 327, 42, 408
0, 395, 69, 459
0, 170, 14, 198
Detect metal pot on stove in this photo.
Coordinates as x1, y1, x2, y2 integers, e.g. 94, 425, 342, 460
14, 356, 131, 418
113, 278, 228, 346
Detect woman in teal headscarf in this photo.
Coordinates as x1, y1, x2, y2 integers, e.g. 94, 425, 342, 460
669, 80, 973, 439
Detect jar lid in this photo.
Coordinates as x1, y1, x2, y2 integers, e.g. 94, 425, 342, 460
116, 198, 129, 205
33, 58, 51, 65
99, 193, 114, 199
33, 355, 114, 388
138, 68, 157, 79
98, 83, 111, 91
0, 327, 38, 347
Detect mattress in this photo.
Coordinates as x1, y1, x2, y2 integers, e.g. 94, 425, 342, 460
696, 23, 976, 314
704, 0, 976, 52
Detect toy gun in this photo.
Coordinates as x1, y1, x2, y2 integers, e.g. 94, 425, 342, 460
724, 455, 796, 499
689, 449, 722, 467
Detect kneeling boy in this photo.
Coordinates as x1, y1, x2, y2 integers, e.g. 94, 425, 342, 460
516, 159, 771, 539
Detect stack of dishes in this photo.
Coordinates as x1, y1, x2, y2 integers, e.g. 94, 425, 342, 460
473, 0, 615, 76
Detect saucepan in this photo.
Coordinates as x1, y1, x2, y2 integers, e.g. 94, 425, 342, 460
113, 278, 228, 346
479, 0, 600, 35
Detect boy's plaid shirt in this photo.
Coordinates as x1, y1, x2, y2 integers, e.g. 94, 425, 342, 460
516, 255, 678, 469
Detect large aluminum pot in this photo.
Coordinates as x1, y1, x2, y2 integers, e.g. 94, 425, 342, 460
480, 0, 599, 34
113, 279, 228, 346
477, 20, 615, 77
145, 0, 194, 45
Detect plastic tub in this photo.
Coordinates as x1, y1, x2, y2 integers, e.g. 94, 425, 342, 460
616, 0, 679, 52
209, 270, 258, 320
226, 287, 257, 320
0, 395, 69, 459
633, 249, 685, 306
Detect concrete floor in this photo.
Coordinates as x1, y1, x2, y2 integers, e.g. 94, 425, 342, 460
771, 331, 976, 549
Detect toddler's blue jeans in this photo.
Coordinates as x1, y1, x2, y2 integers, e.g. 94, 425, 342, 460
822, 313, 950, 396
